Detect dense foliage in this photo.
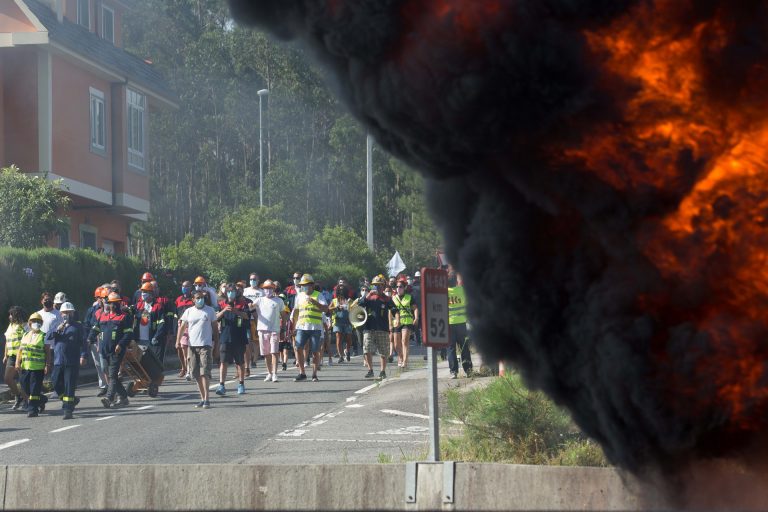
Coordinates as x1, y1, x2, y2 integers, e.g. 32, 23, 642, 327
122, 0, 441, 273
0, 166, 70, 249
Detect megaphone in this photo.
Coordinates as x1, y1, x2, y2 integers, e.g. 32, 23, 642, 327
350, 305, 368, 328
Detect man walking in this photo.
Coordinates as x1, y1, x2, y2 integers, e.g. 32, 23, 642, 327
84, 287, 109, 396
358, 275, 396, 379
47, 302, 87, 420
215, 283, 249, 396
89, 292, 133, 408
250, 279, 287, 382
290, 274, 328, 382
177, 291, 219, 408
134, 282, 169, 363
174, 280, 195, 380
448, 272, 473, 378
16, 313, 49, 417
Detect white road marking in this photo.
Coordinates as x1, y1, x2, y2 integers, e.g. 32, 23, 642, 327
0, 439, 30, 451
312, 412, 326, 419
345, 404, 365, 408
271, 438, 425, 444
49, 425, 81, 433
355, 383, 377, 394
95, 416, 115, 421
345, 396, 358, 402
136, 405, 154, 410
370, 426, 430, 435
380, 409, 428, 420
170, 394, 192, 401
277, 429, 308, 437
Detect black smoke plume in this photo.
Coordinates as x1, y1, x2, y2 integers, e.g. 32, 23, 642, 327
228, 0, 768, 477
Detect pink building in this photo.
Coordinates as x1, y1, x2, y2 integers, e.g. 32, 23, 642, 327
0, 0, 176, 254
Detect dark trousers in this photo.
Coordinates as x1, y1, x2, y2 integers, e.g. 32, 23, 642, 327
51, 364, 79, 411
20, 369, 44, 412
447, 323, 473, 374
104, 351, 128, 401
149, 341, 166, 364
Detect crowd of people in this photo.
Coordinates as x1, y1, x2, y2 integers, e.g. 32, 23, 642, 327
2, 269, 472, 419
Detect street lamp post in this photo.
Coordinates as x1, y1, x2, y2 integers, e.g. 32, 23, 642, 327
257, 88, 269, 207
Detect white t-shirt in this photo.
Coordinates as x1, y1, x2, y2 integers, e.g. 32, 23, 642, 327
138, 302, 153, 341
253, 296, 284, 332
292, 292, 328, 331
180, 305, 216, 347
37, 308, 62, 345
242, 286, 263, 303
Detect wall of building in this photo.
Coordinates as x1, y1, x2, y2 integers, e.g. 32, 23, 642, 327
51, 53, 113, 194
2, 47, 38, 172
0, 1, 38, 32
64, 205, 130, 254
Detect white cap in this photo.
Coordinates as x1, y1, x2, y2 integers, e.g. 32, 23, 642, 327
60, 302, 75, 312
414, 271, 421, 277
54, 292, 68, 304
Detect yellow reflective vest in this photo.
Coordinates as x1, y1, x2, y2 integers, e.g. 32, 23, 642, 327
448, 286, 467, 325
297, 290, 323, 327
393, 294, 415, 325
19, 331, 46, 371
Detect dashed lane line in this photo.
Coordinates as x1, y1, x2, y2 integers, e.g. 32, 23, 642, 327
271, 438, 425, 444
355, 383, 378, 394
94, 416, 115, 421
49, 425, 81, 433
345, 404, 365, 408
380, 409, 464, 425
0, 439, 30, 451
136, 405, 154, 411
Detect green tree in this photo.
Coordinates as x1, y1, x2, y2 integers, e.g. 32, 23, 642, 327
307, 226, 378, 284
0, 166, 70, 249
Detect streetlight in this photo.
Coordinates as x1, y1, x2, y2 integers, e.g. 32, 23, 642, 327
257, 88, 269, 207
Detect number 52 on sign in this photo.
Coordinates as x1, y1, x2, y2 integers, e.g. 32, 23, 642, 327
420, 268, 449, 348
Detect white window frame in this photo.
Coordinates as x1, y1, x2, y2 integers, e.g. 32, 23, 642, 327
79, 224, 98, 250
101, 4, 114, 43
89, 87, 106, 154
127, 88, 146, 170
77, 0, 90, 30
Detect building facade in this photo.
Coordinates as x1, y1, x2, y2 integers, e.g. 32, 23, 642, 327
0, 0, 176, 254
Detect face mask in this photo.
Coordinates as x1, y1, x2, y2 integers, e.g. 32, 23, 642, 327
195, 285, 203, 291
31, 322, 42, 331
227, 291, 236, 300
250, 280, 258, 287
384, 291, 392, 297
61, 314, 70, 322
182, 287, 190, 295
300, 286, 309, 294
371, 285, 379, 292
407, 279, 413, 286
293, 279, 300, 285
264, 289, 275, 298
141, 292, 152, 302
195, 298, 205, 308
43, 300, 53, 309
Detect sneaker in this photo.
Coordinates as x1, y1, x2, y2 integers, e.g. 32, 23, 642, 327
328, 357, 333, 366
12, 396, 23, 411
63, 410, 74, 420
264, 373, 272, 382
245, 368, 251, 377
202, 400, 211, 409
215, 384, 226, 396
27, 409, 39, 418
365, 370, 374, 379
177, 369, 186, 378
39, 395, 48, 412
379, 371, 387, 380
387, 355, 394, 363
338, 356, 344, 364
97, 388, 108, 397
185, 372, 193, 382
347, 353, 351, 362
271, 373, 278, 382
237, 383, 245, 395
312, 375, 319, 382
465, 369, 474, 378
100, 397, 112, 409
74, 397, 81, 407
115, 397, 129, 408
294, 374, 307, 382
282, 362, 287, 371
423, 355, 428, 360
450, 371, 458, 379
194, 401, 204, 408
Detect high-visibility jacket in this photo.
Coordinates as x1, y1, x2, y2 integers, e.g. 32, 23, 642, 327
19, 331, 46, 371
297, 290, 323, 327
88, 309, 133, 355
393, 294, 415, 325
4, 323, 25, 358
448, 286, 467, 325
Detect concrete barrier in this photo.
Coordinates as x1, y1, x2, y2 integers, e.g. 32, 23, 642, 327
0, 463, 666, 510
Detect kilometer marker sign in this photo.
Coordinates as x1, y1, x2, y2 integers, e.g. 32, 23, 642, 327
420, 267, 449, 348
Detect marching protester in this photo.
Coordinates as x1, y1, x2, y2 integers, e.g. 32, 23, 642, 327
15, 312, 49, 417
215, 283, 250, 395
84, 287, 109, 396
249, 279, 287, 382
89, 292, 133, 409
131, 272, 155, 305
276, 282, 292, 372
53, 292, 68, 311
193, 276, 219, 310
37, 291, 62, 335
135, 281, 170, 363
174, 280, 195, 380
358, 275, 395, 379
4, 306, 28, 410
177, 290, 219, 408
290, 274, 329, 382
328, 284, 353, 363
242, 272, 263, 374
392, 277, 418, 369
47, 302, 87, 420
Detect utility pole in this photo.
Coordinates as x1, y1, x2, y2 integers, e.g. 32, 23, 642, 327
257, 89, 269, 207
366, 134, 374, 251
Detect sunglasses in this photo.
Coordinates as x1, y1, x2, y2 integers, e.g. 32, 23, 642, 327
396, 285, 405, 288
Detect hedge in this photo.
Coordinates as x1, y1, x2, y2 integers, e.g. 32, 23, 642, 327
0, 247, 144, 331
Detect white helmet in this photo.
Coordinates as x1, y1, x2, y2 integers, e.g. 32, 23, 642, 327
60, 302, 75, 312
54, 291, 68, 304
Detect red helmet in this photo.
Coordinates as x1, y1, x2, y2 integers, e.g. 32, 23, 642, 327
94, 286, 104, 298
141, 272, 154, 282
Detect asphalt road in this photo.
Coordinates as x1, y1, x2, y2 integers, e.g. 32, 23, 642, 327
0, 345, 469, 465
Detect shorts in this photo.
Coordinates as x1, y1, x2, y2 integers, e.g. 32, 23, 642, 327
333, 324, 352, 334
188, 346, 212, 379
363, 331, 389, 356
219, 343, 245, 365
392, 324, 413, 334
295, 330, 322, 353
179, 332, 190, 347
279, 340, 291, 351
259, 331, 280, 355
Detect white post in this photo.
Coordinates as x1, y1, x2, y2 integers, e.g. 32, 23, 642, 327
257, 89, 269, 207
366, 134, 374, 251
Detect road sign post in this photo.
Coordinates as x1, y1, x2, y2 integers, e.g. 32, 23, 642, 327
420, 267, 449, 462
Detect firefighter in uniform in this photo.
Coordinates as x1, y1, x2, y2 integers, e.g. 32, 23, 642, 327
89, 292, 133, 408
15, 312, 50, 417
134, 281, 170, 363
47, 302, 87, 420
